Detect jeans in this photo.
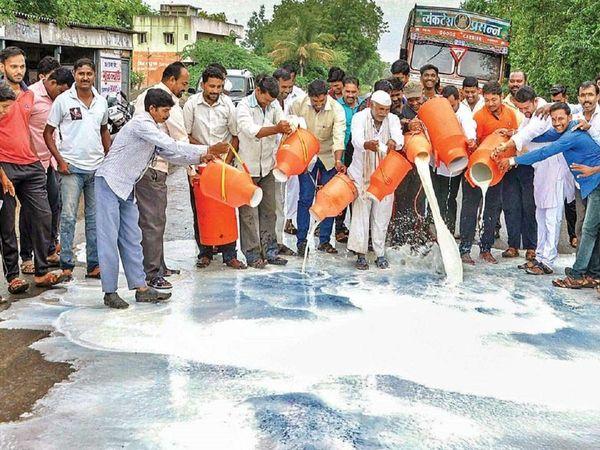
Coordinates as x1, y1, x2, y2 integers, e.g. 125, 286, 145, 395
95, 176, 146, 293
20, 165, 61, 261
564, 198, 577, 240
459, 175, 502, 255
571, 185, 600, 279
431, 169, 462, 235
59, 165, 98, 272
502, 165, 537, 250
297, 159, 337, 246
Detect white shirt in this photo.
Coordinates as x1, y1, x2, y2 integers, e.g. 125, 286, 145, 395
134, 82, 188, 173
434, 102, 477, 177
348, 108, 403, 188
235, 93, 284, 178
183, 93, 237, 145
461, 96, 484, 114
284, 85, 306, 115
573, 104, 600, 146
47, 83, 108, 171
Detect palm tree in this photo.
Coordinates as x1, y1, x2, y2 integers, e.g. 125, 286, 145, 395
268, 19, 335, 77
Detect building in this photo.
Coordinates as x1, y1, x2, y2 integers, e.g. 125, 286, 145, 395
133, 4, 244, 87
0, 13, 133, 96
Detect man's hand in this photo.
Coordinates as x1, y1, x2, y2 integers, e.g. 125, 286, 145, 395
200, 154, 217, 164
364, 140, 379, 152
491, 142, 509, 161
276, 120, 292, 134
207, 141, 230, 156
494, 128, 512, 137
386, 139, 397, 153
533, 104, 552, 119
407, 118, 424, 133
57, 160, 70, 175
0, 173, 15, 196
188, 173, 201, 186
571, 163, 600, 178
572, 119, 591, 131
497, 158, 512, 173
335, 160, 347, 174
466, 139, 477, 153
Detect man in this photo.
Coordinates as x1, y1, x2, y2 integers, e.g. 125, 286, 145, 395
133, 62, 189, 289
460, 81, 518, 265
347, 91, 403, 270
389, 81, 430, 249
494, 90, 573, 275
550, 84, 568, 104
335, 75, 362, 243
497, 102, 600, 288
419, 64, 439, 100
327, 67, 345, 100
391, 59, 410, 86
20, 67, 74, 276
45, 58, 110, 282
389, 78, 404, 117
0, 47, 64, 293
433, 85, 477, 235
281, 63, 306, 101
36, 56, 60, 81
290, 79, 346, 256
461, 76, 484, 113
504, 71, 527, 110
236, 75, 291, 268
496, 86, 544, 261
271, 68, 297, 256
96, 89, 228, 309
183, 65, 247, 270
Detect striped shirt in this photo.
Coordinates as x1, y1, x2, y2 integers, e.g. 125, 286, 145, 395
95, 112, 207, 200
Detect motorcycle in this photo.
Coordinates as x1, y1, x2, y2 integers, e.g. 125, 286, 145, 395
107, 91, 134, 136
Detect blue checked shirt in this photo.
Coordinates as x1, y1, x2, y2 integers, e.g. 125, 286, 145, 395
96, 112, 207, 200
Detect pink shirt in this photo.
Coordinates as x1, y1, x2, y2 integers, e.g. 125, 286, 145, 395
28, 80, 56, 169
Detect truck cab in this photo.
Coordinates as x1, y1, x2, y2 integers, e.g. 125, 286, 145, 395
401, 5, 511, 86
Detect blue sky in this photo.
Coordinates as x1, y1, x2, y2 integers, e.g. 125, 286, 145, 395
148, 0, 461, 63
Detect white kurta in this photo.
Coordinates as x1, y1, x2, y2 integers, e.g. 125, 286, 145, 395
347, 109, 403, 257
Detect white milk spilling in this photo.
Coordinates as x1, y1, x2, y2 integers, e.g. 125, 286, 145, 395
414, 156, 463, 284
469, 163, 492, 240
302, 219, 320, 274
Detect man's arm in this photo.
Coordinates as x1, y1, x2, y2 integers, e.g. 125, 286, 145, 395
388, 114, 404, 151
100, 124, 111, 155
571, 163, 600, 178
43, 124, 69, 174
236, 102, 288, 139
332, 103, 347, 172
500, 138, 570, 171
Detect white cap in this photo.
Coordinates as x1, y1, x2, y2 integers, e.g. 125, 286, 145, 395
370, 90, 392, 107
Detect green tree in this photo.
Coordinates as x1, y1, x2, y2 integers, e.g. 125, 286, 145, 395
243, 5, 268, 54
181, 38, 275, 87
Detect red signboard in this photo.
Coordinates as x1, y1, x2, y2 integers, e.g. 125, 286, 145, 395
450, 46, 468, 63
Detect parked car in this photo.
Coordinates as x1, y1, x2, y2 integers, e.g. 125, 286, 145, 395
196, 69, 255, 106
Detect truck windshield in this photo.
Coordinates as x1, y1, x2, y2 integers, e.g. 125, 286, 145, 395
458, 51, 502, 81
227, 76, 245, 93
410, 43, 454, 75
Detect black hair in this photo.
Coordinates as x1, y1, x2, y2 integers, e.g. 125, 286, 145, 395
373, 79, 393, 93
419, 64, 439, 76
462, 76, 478, 89
47, 67, 75, 87
272, 68, 292, 81
388, 78, 404, 91
38, 56, 60, 76
207, 62, 227, 76
549, 102, 571, 116
74, 58, 96, 72
514, 85, 536, 103
0, 46, 25, 63
161, 61, 186, 81
144, 88, 175, 111
307, 79, 328, 97
256, 74, 279, 98
0, 83, 16, 102
202, 66, 225, 83
327, 67, 345, 83
342, 76, 359, 87
482, 81, 503, 96
281, 63, 298, 77
390, 59, 410, 76
579, 80, 600, 95
441, 85, 460, 99
549, 84, 567, 95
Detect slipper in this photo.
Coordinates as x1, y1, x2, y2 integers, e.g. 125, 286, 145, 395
317, 242, 338, 254
552, 276, 584, 289
20, 260, 35, 275
35, 271, 69, 288
196, 256, 212, 268
8, 278, 29, 294
85, 267, 101, 279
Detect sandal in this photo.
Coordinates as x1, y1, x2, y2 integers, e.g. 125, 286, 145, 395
196, 256, 212, 268
284, 219, 297, 235
570, 236, 578, 248
375, 257, 389, 269
20, 260, 35, 275
518, 260, 538, 270
8, 278, 29, 294
552, 276, 584, 289
35, 271, 69, 288
335, 232, 348, 243
502, 247, 519, 258
355, 256, 369, 270
317, 242, 338, 254
86, 267, 101, 279
47, 253, 60, 267
225, 258, 247, 270
248, 258, 267, 269
525, 265, 545, 275
163, 268, 180, 277
525, 249, 536, 261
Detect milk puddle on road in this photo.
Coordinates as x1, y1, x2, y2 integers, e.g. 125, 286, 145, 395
1, 240, 600, 448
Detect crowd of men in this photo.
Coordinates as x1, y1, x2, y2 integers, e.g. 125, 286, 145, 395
1, 44, 600, 309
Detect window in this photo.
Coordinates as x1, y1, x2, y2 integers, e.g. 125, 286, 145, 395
410, 43, 455, 75
226, 76, 246, 94
458, 51, 502, 81
164, 32, 175, 45
184, 34, 189, 41
137, 32, 147, 44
